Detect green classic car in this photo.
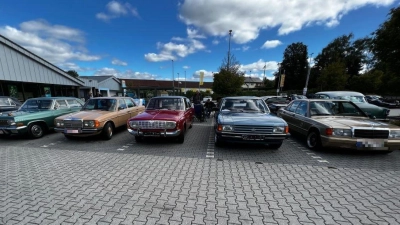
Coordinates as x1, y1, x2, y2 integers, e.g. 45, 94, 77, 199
314, 91, 390, 120
0, 97, 84, 138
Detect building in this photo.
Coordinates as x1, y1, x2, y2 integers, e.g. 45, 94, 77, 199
0, 34, 84, 101
242, 77, 264, 90
79, 75, 121, 97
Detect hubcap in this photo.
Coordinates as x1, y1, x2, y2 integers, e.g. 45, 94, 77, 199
308, 133, 316, 147
32, 125, 43, 137
107, 126, 113, 137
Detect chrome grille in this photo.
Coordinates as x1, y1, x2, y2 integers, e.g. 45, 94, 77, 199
354, 129, 389, 139
233, 125, 273, 134
64, 120, 83, 128
138, 121, 166, 129
0, 120, 8, 126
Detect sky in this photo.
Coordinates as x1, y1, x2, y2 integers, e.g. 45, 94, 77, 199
1, 0, 399, 83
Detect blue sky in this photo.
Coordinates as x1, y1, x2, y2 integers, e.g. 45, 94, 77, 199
1, 0, 399, 82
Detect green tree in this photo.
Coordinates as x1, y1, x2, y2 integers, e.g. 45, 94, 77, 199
212, 54, 245, 96
317, 61, 348, 91
263, 77, 275, 89
66, 70, 79, 78
280, 42, 309, 91
348, 70, 383, 94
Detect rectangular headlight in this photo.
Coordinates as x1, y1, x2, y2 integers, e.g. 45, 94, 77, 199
389, 130, 400, 139
273, 126, 285, 133
7, 119, 16, 126
222, 125, 233, 131
165, 121, 176, 129
83, 120, 95, 127
332, 128, 352, 137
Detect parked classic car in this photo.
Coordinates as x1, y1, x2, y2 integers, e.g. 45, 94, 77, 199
261, 96, 291, 114
365, 95, 399, 108
277, 99, 400, 153
0, 97, 84, 138
314, 91, 390, 120
214, 96, 290, 149
127, 96, 194, 143
54, 97, 145, 140
0, 96, 22, 113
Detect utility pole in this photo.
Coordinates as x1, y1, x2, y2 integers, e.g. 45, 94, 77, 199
304, 53, 313, 96
227, 30, 232, 70
172, 60, 174, 95
277, 63, 281, 96
184, 70, 186, 94
177, 72, 180, 94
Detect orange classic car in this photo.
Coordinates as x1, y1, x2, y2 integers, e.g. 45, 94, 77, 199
54, 97, 145, 140
127, 96, 194, 143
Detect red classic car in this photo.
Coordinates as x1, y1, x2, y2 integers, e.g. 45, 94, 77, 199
127, 96, 194, 143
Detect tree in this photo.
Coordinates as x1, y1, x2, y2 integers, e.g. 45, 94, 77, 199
348, 70, 383, 94
280, 43, 309, 91
66, 70, 79, 78
263, 77, 275, 89
317, 61, 348, 91
212, 54, 245, 96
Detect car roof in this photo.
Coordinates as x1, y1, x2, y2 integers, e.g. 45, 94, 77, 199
293, 99, 352, 102
223, 96, 262, 100
26, 97, 80, 100
315, 91, 365, 96
151, 96, 186, 99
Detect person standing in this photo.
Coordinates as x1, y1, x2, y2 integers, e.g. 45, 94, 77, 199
193, 90, 202, 104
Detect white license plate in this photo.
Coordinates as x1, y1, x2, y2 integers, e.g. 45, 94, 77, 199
356, 139, 385, 147
0, 130, 3, 134
65, 129, 79, 134
242, 135, 263, 140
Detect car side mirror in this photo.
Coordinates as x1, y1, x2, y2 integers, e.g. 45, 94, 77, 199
118, 106, 125, 110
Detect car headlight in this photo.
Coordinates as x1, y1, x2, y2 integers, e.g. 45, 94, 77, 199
222, 125, 233, 131
7, 119, 16, 126
165, 121, 176, 129
129, 121, 139, 129
83, 120, 95, 128
389, 130, 400, 138
332, 128, 352, 137
55, 120, 64, 127
273, 126, 285, 133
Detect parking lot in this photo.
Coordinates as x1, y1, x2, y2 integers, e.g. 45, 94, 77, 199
1, 118, 400, 224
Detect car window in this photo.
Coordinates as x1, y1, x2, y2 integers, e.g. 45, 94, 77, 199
67, 99, 83, 108
185, 98, 191, 109
0, 98, 11, 106
147, 98, 184, 110
56, 100, 68, 109
295, 101, 308, 116
221, 99, 269, 113
20, 99, 53, 111
287, 101, 300, 112
118, 99, 127, 110
125, 98, 135, 108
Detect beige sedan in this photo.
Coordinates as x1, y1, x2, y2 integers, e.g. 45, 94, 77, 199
278, 99, 400, 153
54, 97, 145, 140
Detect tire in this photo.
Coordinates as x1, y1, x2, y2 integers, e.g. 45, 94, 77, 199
214, 132, 223, 147
307, 130, 322, 150
28, 123, 45, 139
102, 122, 113, 140
135, 136, 143, 143
268, 142, 282, 150
177, 127, 185, 143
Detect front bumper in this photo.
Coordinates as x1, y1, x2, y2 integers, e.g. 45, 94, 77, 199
321, 136, 400, 151
0, 126, 27, 135
54, 127, 103, 136
128, 128, 181, 137
216, 131, 290, 144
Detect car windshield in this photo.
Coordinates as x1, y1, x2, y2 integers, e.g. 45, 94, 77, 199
332, 95, 366, 103
221, 99, 270, 113
146, 98, 184, 110
83, 98, 117, 111
309, 100, 365, 116
265, 97, 288, 104
19, 99, 53, 111
0, 98, 12, 106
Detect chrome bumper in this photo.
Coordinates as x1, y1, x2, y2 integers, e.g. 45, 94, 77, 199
54, 127, 102, 135
0, 126, 27, 134
128, 128, 181, 137
217, 131, 290, 141
321, 136, 400, 151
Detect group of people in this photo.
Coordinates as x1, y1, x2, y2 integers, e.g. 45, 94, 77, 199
86, 91, 102, 101
192, 90, 215, 118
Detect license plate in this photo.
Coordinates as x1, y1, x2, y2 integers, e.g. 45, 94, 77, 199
65, 129, 80, 134
242, 135, 263, 140
356, 139, 385, 148
0, 130, 3, 134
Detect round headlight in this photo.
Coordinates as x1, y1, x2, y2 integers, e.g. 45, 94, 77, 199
129, 121, 139, 129
222, 125, 233, 131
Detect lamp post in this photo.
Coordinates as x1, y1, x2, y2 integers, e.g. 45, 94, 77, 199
227, 30, 232, 70
277, 63, 281, 96
172, 60, 175, 95
177, 72, 180, 93
184, 70, 186, 93
304, 53, 313, 96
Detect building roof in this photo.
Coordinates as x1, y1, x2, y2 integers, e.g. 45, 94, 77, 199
80, 75, 121, 84
121, 79, 213, 89
244, 77, 263, 83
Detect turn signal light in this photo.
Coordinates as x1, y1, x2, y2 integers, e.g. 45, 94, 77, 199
217, 125, 222, 131
285, 126, 289, 134
94, 120, 100, 127
325, 128, 333, 136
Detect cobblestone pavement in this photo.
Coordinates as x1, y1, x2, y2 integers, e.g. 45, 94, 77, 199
1, 119, 400, 224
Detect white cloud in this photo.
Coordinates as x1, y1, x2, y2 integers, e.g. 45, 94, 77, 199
240, 59, 279, 72
111, 59, 128, 66
212, 40, 219, 45
187, 28, 206, 39
192, 70, 216, 79
96, 1, 139, 22
179, 0, 395, 44
94, 67, 158, 79
261, 40, 282, 49
0, 22, 100, 67
183, 66, 190, 69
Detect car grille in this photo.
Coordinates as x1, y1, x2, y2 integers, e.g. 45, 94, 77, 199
354, 129, 389, 139
138, 121, 166, 129
0, 120, 8, 126
233, 125, 273, 134
64, 120, 83, 128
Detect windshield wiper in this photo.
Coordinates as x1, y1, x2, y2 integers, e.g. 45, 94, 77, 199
312, 113, 332, 116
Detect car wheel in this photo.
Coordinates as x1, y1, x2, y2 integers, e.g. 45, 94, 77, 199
214, 132, 223, 147
307, 130, 321, 150
268, 142, 282, 150
28, 123, 44, 139
177, 127, 185, 143
135, 136, 143, 143
102, 122, 113, 140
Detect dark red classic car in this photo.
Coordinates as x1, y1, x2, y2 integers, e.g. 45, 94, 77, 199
127, 96, 194, 143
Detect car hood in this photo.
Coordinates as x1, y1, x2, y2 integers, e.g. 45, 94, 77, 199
315, 117, 397, 129
57, 110, 111, 120
219, 112, 286, 125
130, 110, 183, 121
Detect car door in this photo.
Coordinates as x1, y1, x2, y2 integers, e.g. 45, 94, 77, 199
280, 100, 301, 132
293, 101, 310, 134
184, 98, 194, 127
115, 99, 129, 127
125, 98, 141, 121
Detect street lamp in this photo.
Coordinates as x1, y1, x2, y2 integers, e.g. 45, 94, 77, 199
172, 60, 174, 95
277, 63, 281, 96
177, 72, 180, 91
304, 53, 313, 95
227, 30, 232, 70
184, 70, 186, 92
